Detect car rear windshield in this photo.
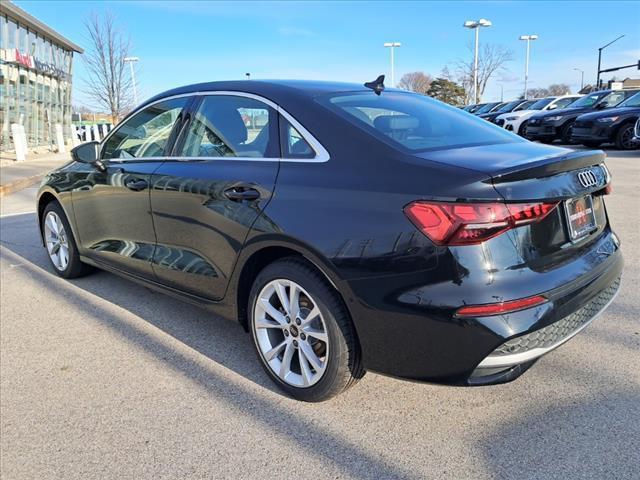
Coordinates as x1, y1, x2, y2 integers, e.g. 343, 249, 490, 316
317, 91, 522, 152
618, 92, 640, 108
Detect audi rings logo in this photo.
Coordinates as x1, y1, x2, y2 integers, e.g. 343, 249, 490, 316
577, 169, 598, 188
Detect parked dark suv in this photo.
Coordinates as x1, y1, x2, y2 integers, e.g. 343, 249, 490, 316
571, 92, 640, 149
37, 79, 622, 401
527, 89, 639, 144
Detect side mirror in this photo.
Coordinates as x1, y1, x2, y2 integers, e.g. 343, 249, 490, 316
594, 102, 607, 110
548, 104, 557, 110
71, 142, 106, 172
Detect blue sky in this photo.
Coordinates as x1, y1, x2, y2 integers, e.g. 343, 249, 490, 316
15, 0, 640, 108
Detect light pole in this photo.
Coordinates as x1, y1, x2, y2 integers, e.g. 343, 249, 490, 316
519, 35, 538, 99
124, 56, 139, 105
597, 35, 625, 89
245, 73, 251, 80
463, 19, 492, 104
383, 42, 401, 87
573, 68, 584, 90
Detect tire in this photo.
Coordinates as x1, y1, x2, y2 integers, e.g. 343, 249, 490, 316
41, 201, 92, 279
615, 123, 637, 150
248, 257, 364, 402
517, 120, 529, 137
582, 141, 602, 148
561, 122, 575, 144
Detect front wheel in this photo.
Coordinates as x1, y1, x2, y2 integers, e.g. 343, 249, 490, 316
561, 122, 575, 144
249, 258, 364, 402
517, 120, 529, 137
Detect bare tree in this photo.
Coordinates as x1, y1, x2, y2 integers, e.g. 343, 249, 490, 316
454, 43, 513, 103
525, 83, 572, 99
547, 83, 572, 96
83, 12, 133, 123
397, 71, 433, 95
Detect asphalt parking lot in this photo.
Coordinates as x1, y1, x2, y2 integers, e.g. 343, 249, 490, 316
1, 146, 638, 480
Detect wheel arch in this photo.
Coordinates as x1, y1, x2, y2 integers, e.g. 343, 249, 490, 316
231, 239, 348, 332
36, 190, 60, 245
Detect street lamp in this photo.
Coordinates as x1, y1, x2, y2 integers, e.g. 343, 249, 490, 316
597, 35, 625, 89
463, 19, 492, 104
124, 56, 139, 105
383, 42, 401, 87
573, 68, 585, 90
519, 35, 538, 99
245, 73, 251, 80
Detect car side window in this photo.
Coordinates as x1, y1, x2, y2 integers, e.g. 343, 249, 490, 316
280, 117, 315, 159
180, 95, 278, 158
102, 98, 188, 160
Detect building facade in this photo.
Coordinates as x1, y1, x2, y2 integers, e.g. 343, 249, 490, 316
0, 1, 82, 152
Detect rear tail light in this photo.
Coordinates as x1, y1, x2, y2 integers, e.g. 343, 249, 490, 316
404, 201, 558, 246
456, 295, 547, 317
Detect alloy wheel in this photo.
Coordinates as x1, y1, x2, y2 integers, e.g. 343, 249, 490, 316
620, 126, 634, 149
44, 211, 69, 271
253, 279, 329, 387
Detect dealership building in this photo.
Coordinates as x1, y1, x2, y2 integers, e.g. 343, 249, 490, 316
0, 1, 82, 152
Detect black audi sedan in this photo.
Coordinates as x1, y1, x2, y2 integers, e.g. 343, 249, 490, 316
37, 79, 622, 401
526, 89, 639, 144
570, 92, 640, 149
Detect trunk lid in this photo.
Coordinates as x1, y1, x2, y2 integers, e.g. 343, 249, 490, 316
416, 142, 612, 267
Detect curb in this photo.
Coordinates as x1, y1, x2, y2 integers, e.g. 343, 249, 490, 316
0, 174, 43, 197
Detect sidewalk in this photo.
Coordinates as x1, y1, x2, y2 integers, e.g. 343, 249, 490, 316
0, 151, 72, 197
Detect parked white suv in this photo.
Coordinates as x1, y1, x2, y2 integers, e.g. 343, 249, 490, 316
498, 95, 582, 136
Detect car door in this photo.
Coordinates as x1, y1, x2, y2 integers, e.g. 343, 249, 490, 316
149, 93, 280, 300
71, 96, 190, 278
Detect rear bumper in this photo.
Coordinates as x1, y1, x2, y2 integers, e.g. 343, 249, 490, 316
346, 232, 623, 386
469, 275, 620, 384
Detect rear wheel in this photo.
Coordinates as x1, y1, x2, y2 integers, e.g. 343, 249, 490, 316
42, 202, 92, 279
615, 123, 637, 150
248, 258, 364, 401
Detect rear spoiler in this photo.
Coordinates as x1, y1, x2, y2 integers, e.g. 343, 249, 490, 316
491, 150, 606, 184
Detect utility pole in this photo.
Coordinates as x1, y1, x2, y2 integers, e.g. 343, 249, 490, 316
519, 35, 538, 99
573, 68, 584, 90
597, 35, 625, 90
463, 19, 492, 104
383, 42, 401, 87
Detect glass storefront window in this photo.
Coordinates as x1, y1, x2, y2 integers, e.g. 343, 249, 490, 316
7, 20, 17, 49
0, 16, 7, 49
18, 25, 27, 52
36, 34, 44, 58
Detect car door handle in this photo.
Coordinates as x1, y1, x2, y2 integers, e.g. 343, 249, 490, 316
223, 187, 261, 201
124, 179, 149, 191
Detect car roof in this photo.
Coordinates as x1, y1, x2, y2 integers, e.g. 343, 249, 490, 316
145, 79, 372, 106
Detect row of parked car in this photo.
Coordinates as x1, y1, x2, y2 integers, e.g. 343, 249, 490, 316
463, 89, 640, 150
